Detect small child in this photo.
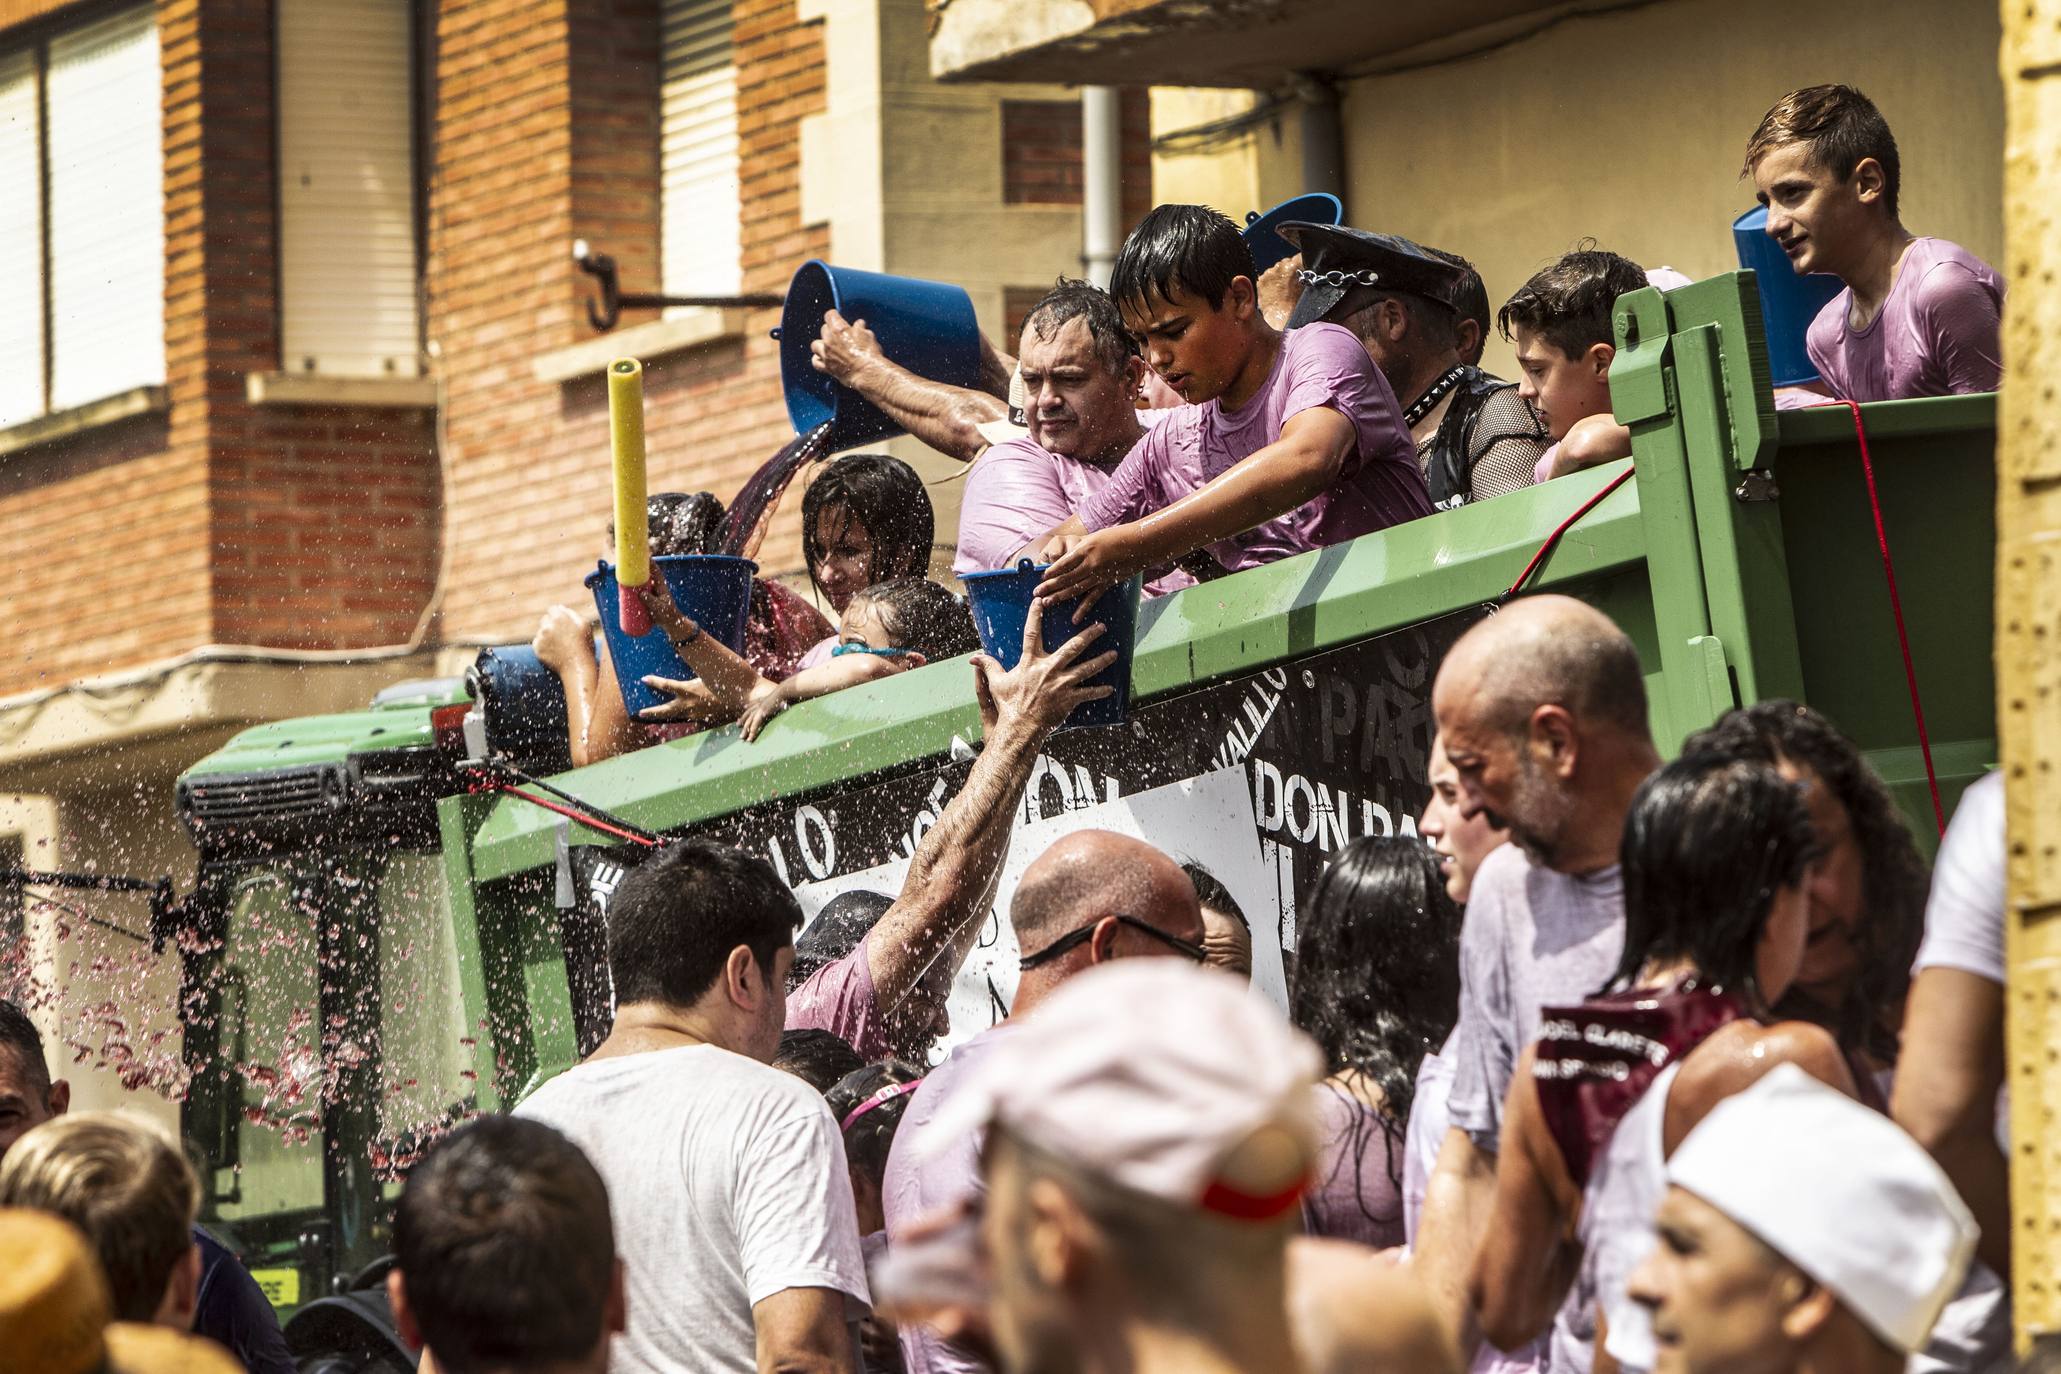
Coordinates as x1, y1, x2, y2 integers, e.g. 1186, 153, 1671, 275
1744, 84, 2003, 403
1497, 249, 1649, 482
638, 575, 977, 741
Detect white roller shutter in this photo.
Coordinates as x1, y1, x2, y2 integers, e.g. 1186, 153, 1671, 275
46, 6, 163, 413
661, 0, 741, 300
277, 0, 420, 377
0, 51, 43, 427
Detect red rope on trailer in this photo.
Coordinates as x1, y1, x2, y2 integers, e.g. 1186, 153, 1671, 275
1816, 399, 1945, 836
465, 774, 665, 849
1503, 467, 1636, 601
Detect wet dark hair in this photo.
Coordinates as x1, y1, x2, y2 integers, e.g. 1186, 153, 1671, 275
826, 1058, 924, 1183
1497, 246, 1648, 358
1745, 84, 1901, 218
605, 838, 800, 1007
1682, 701, 1928, 1060
1608, 754, 1819, 1006
1181, 862, 1247, 931
800, 454, 933, 595
848, 577, 978, 660
1110, 203, 1256, 317
1425, 246, 1491, 354
604, 490, 726, 558
394, 1116, 614, 1374
773, 1029, 865, 1094
792, 890, 895, 987
1020, 276, 1141, 375
0, 998, 49, 1093
1290, 837, 1461, 1208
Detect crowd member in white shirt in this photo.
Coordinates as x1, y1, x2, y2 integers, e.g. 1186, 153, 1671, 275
518, 838, 869, 1374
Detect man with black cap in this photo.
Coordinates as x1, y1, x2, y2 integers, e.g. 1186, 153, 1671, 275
1280, 223, 1545, 510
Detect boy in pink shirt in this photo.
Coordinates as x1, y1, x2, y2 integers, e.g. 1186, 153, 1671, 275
1038, 204, 1429, 606
1745, 83, 2003, 402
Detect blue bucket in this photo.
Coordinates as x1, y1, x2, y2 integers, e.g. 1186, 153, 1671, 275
961, 561, 1142, 729
469, 645, 573, 776
1732, 206, 1844, 387
775, 260, 981, 450
585, 554, 758, 717
1243, 192, 1344, 272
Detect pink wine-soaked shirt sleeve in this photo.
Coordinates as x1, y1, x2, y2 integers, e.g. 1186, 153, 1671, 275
1076, 422, 1170, 534
784, 939, 893, 1060
1915, 261, 2004, 394
954, 439, 1095, 576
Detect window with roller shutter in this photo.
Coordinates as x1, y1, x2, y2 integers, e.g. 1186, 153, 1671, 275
276, 0, 422, 378
0, 5, 165, 429
660, 0, 741, 302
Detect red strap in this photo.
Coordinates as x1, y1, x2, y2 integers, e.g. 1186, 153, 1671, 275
465, 775, 665, 848
1815, 400, 1945, 836
1198, 1172, 1309, 1222
1504, 467, 1636, 600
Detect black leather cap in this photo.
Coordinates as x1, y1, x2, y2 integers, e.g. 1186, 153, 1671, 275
1277, 221, 1470, 331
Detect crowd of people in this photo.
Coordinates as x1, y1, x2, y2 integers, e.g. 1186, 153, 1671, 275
528, 84, 2001, 764
0, 83, 2020, 1374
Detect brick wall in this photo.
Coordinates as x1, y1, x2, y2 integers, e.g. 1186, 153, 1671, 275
0, 0, 441, 697
432, 0, 829, 643
1000, 88, 1153, 227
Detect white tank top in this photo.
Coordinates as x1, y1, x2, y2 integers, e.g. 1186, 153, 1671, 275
1548, 1060, 1680, 1374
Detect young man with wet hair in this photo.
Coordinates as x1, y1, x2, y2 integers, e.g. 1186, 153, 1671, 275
1499, 248, 1651, 483
389, 1116, 623, 1374
515, 838, 868, 1374
1745, 84, 2003, 402
1035, 203, 1431, 607
1282, 222, 1545, 509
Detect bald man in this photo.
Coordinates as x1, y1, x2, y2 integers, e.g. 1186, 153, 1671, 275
1410, 596, 1661, 1362
880, 830, 1206, 1374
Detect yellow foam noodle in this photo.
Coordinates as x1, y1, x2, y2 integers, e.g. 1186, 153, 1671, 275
610, 357, 649, 588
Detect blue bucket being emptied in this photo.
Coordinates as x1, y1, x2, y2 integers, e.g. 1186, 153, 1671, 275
775, 260, 982, 451
1732, 205, 1844, 388
962, 561, 1142, 729
586, 554, 757, 717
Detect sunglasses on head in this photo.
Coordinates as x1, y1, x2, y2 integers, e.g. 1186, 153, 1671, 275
1018, 914, 1206, 970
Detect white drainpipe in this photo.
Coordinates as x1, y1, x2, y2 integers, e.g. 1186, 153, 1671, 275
1082, 86, 1124, 288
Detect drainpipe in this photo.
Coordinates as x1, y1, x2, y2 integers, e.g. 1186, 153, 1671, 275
1082, 86, 1124, 288
1294, 71, 1345, 201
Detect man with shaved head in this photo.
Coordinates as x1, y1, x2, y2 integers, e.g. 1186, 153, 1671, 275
881, 829, 1206, 1374
1412, 595, 1661, 1364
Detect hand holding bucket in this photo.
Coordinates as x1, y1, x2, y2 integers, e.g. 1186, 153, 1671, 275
964, 560, 1141, 729
609, 358, 652, 635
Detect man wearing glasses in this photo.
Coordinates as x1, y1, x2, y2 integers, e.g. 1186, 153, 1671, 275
879, 829, 1207, 1374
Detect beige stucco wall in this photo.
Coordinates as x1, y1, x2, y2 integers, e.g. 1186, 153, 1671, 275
1333, 0, 2003, 378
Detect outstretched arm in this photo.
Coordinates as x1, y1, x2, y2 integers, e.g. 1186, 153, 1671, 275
631, 578, 774, 711
1893, 968, 2010, 1279
865, 599, 1118, 1022
1037, 406, 1355, 607
811, 309, 1009, 463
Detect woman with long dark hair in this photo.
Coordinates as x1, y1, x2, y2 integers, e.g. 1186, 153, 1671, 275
794, 453, 936, 667
1290, 836, 1462, 1249
1469, 754, 1856, 1374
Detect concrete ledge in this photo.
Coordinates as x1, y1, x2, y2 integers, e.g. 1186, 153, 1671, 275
532, 308, 751, 384
246, 372, 437, 408
0, 385, 169, 459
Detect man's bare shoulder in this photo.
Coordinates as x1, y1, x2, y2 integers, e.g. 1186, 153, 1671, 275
1287, 1239, 1462, 1374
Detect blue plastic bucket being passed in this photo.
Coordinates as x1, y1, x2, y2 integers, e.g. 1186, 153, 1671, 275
585, 554, 757, 717
962, 561, 1142, 729
1733, 206, 1844, 387
775, 260, 981, 451
1243, 192, 1344, 273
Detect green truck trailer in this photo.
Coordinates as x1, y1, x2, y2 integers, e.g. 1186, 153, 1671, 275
169, 272, 1997, 1368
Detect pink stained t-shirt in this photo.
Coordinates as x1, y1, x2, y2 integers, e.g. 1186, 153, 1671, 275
1806, 237, 2004, 402
1076, 322, 1431, 572
954, 414, 1193, 597
784, 940, 893, 1061
797, 633, 839, 670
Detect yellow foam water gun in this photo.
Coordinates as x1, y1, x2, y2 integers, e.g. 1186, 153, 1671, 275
610, 358, 652, 635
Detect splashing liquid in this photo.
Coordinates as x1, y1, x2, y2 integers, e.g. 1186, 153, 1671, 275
717, 421, 833, 561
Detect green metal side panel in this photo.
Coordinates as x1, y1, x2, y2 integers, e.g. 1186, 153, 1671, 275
450, 464, 1654, 885
181, 702, 449, 781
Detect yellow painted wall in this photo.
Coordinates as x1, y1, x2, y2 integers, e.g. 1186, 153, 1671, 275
1329, 0, 2003, 378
